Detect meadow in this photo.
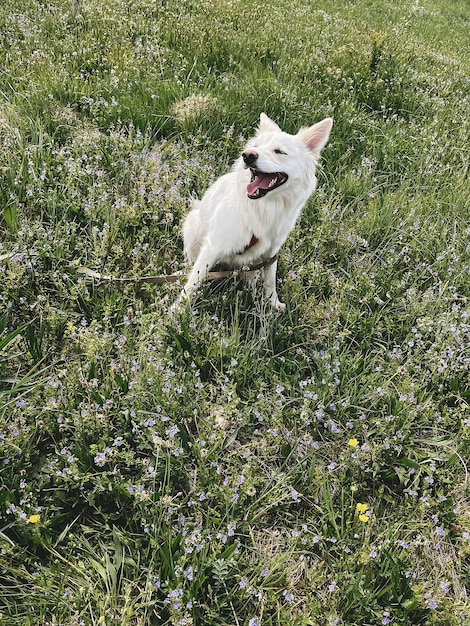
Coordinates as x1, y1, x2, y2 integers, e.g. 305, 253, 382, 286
0, 0, 469, 624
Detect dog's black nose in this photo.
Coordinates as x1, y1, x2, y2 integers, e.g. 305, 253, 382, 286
242, 150, 258, 166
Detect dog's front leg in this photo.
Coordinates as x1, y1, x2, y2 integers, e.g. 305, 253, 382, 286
179, 245, 219, 302
262, 259, 285, 312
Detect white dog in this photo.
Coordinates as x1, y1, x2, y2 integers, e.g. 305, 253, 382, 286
177, 113, 332, 311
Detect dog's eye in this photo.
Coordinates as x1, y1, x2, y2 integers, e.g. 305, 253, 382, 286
274, 149, 287, 155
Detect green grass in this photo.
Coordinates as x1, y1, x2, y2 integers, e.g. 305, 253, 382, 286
0, 0, 469, 624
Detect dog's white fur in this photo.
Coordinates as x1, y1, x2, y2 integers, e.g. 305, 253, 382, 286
177, 113, 332, 311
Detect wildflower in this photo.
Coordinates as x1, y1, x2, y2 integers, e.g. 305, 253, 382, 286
28, 514, 40, 524
439, 581, 450, 594
350, 485, 357, 492
356, 503, 370, 523
348, 438, 359, 447
425, 593, 437, 609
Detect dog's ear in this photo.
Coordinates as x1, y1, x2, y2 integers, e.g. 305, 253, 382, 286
257, 113, 282, 134
298, 118, 333, 156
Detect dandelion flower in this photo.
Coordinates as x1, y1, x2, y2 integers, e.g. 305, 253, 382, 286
28, 514, 40, 524
348, 438, 359, 447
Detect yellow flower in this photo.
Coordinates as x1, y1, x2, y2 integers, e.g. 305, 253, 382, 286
28, 514, 40, 524
356, 503, 368, 513
359, 514, 370, 523
98, 617, 106, 625
348, 438, 359, 448
350, 485, 357, 492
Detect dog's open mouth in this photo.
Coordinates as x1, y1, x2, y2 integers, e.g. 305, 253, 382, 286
247, 169, 288, 199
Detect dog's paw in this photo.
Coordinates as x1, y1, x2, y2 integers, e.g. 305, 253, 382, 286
169, 293, 185, 314
169, 301, 180, 316
273, 299, 286, 313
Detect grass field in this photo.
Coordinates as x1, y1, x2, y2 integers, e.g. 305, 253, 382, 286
1, 0, 469, 624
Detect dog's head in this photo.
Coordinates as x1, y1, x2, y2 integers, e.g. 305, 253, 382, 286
241, 113, 332, 200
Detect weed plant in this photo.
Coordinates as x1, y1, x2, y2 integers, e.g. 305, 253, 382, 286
0, 0, 469, 624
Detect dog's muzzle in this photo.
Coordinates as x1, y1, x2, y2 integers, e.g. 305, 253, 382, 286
242, 150, 288, 199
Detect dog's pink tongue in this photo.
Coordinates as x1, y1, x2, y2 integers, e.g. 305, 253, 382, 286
247, 172, 275, 195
